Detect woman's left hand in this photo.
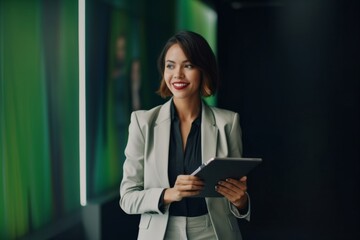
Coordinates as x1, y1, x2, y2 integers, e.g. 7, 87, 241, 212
215, 176, 248, 209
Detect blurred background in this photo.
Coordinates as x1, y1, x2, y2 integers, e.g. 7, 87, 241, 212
0, 0, 358, 239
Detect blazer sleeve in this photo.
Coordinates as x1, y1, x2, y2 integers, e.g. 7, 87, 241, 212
228, 112, 243, 158
228, 112, 251, 221
119, 112, 165, 215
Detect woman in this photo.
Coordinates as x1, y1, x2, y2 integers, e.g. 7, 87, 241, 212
120, 31, 250, 240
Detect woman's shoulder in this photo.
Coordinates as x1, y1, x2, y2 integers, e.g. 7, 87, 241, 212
132, 105, 160, 118
206, 105, 238, 118
131, 103, 167, 126
205, 104, 240, 125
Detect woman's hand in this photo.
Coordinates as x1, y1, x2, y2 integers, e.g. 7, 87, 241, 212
164, 175, 204, 204
215, 176, 248, 209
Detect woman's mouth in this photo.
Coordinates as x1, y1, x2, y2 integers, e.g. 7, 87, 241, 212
173, 82, 189, 90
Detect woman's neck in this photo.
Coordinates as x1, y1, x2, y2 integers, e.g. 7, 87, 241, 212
173, 97, 201, 122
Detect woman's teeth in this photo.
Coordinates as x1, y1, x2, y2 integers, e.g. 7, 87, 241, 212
173, 83, 187, 87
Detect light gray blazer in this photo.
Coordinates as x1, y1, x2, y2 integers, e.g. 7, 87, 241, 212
120, 99, 247, 240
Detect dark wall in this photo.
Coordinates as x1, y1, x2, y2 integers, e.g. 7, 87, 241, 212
143, 0, 176, 108
216, 1, 359, 239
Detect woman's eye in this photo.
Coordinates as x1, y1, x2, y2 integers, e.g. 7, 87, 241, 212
166, 64, 174, 69
185, 64, 193, 69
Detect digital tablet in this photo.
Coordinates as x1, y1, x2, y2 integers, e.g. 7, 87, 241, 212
190, 157, 262, 197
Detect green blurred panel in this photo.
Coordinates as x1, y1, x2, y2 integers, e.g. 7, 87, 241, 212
58, 0, 80, 213
0, 0, 80, 238
0, 16, 5, 233
0, 0, 3, 222
176, 0, 217, 50
0, 0, 52, 237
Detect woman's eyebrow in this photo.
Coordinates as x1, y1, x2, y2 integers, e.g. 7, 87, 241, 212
165, 59, 191, 64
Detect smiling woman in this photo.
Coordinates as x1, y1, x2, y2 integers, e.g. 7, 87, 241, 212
120, 31, 249, 240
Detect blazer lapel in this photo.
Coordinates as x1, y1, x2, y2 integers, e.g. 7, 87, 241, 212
153, 100, 218, 186
154, 99, 172, 187
201, 102, 218, 163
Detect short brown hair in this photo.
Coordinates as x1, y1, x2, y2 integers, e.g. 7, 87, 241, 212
156, 31, 219, 98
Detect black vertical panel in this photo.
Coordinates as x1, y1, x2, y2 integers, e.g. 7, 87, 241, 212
143, 0, 176, 109
86, 0, 112, 199
216, 0, 359, 239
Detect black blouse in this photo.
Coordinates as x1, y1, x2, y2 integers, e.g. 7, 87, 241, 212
166, 100, 208, 217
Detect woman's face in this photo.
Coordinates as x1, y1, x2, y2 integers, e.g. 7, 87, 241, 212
164, 43, 201, 101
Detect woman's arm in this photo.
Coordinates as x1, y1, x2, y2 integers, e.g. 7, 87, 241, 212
119, 112, 165, 215
217, 112, 251, 220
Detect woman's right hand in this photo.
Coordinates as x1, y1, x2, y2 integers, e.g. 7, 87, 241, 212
163, 175, 204, 204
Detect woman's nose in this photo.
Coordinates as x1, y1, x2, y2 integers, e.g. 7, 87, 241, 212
174, 68, 184, 79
